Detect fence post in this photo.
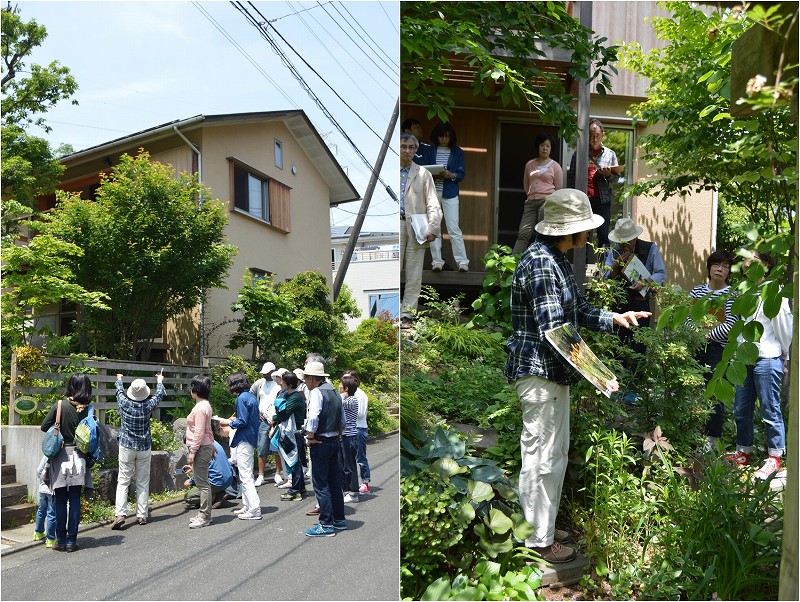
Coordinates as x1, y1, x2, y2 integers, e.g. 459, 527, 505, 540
9, 350, 19, 425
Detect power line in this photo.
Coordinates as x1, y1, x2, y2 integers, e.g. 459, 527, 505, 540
192, 1, 298, 109
269, 1, 331, 22
232, 1, 397, 192
285, 0, 395, 104
320, 2, 398, 83
331, 2, 399, 74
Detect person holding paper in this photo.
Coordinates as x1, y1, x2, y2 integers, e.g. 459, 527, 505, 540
400, 133, 442, 329
604, 217, 666, 335
505, 188, 650, 564
567, 119, 623, 249
415, 122, 469, 272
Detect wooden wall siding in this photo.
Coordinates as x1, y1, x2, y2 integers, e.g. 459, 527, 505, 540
269, 178, 291, 233
150, 146, 194, 178
590, 1, 670, 99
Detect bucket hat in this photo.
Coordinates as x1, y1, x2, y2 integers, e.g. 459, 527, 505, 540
127, 378, 150, 401
260, 362, 276, 374
293, 368, 305, 380
272, 368, 290, 381
534, 189, 605, 236
304, 361, 329, 377
608, 218, 644, 243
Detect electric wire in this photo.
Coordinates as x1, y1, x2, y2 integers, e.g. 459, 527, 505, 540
329, 2, 398, 74
232, 1, 397, 193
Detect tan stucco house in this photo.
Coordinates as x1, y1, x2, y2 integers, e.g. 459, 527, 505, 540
36, 110, 360, 364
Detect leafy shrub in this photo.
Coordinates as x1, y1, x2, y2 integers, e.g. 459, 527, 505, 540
401, 424, 533, 600
416, 560, 544, 601
150, 418, 178, 452
209, 355, 259, 417
467, 245, 518, 337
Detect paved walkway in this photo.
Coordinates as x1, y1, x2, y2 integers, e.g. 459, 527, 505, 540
1, 431, 399, 600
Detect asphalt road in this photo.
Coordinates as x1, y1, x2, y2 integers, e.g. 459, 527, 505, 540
1, 432, 400, 601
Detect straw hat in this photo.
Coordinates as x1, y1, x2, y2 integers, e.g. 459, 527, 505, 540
126, 379, 150, 401
304, 361, 329, 377
608, 218, 644, 243
534, 189, 605, 236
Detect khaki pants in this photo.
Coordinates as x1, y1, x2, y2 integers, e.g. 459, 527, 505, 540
400, 221, 428, 318
514, 375, 570, 548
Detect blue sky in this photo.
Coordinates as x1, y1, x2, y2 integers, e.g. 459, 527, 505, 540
19, 0, 400, 233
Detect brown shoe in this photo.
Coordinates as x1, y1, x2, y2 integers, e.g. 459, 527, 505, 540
306, 505, 320, 516
533, 542, 576, 564
111, 516, 126, 530
554, 528, 573, 544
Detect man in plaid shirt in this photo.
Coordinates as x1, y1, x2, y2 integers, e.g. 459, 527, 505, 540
567, 119, 624, 248
111, 372, 166, 529
505, 188, 649, 564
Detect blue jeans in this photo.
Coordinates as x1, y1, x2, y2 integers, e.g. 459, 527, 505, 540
54, 486, 82, 546
339, 435, 359, 493
288, 433, 306, 495
734, 357, 786, 456
309, 437, 344, 526
35, 491, 56, 540
356, 427, 370, 483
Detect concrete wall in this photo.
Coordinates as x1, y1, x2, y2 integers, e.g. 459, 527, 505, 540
1, 426, 46, 499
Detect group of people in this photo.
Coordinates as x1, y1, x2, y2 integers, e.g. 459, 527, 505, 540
398, 117, 627, 327
504, 186, 791, 564
36, 354, 373, 550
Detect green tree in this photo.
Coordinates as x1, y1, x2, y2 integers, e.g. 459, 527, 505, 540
274, 271, 360, 368
622, 2, 796, 247
35, 150, 237, 359
227, 271, 303, 361
1, 4, 78, 212
401, 1, 618, 142
624, 2, 797, 405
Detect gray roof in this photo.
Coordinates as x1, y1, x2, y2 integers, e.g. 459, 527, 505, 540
60, 110, 360, 205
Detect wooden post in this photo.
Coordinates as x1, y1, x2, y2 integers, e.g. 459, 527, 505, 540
9, 350, 19, 425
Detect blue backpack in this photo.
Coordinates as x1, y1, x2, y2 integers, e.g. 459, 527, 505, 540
75, 405, 100, 460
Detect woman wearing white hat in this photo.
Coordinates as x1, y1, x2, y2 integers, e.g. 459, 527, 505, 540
505, 188, 650, 563
110, 372, 166, 530
604, 217, 666, 325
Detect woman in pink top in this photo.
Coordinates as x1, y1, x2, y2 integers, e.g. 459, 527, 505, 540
184, 374, 215, 529
513, 133, 563, 255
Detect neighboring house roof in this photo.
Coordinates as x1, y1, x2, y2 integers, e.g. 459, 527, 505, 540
60, 110, 360, 205
331, 226, 398, 241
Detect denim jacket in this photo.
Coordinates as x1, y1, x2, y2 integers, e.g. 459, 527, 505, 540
414, 144, 466, 199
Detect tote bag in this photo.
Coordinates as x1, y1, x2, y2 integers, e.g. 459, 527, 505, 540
42, 400, 64, 458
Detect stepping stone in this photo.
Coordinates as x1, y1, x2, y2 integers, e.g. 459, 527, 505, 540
529, 552, 590, 587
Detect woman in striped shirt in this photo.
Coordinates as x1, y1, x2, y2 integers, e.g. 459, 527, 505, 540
689, 250, 737, 452
339, 373, 361, 503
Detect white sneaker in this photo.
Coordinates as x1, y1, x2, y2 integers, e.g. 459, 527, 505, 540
189, 517, 211, 529
274, 472, 284, 486
254, 475, 265, 487
343, 492, 359, 503
277, 480, 292, 489
238, 508, 262, 520
233, 506, 249, 515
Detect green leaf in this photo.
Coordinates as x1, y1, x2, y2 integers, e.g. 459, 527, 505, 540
484, 507, 514, 534
735, 342, 759, 365
470, 480, 495, 503
725, 361, 747, 386
421, 577, 453, 601
432, 457, 467, 478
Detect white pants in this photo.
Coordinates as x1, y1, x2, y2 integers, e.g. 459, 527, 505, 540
429, 194, 468, 267
235, 441, 260, 511
514, 375, 570, 548
400, 221, 427, 318
115, 446, 152, 518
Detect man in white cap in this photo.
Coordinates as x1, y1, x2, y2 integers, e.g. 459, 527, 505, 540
505, 188, 650, 563
250, 362, 280, 487
303, 360, 346, 537
111, 371, 166, 530
603, 217, 666, 333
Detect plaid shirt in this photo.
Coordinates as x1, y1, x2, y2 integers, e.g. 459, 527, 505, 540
568, 145, 619, 204
115, 380, 166, 451
505, 241, 614, 385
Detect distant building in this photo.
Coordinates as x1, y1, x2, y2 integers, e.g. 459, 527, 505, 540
34, 110, 359, 363
331, 227, 400, 329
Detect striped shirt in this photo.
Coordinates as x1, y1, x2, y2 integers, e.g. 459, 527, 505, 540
115, 381, 165, 451
505, 241, 614, 385
688, 284, 738, 345
434, 147, 451, 197
341, 395, 359, 437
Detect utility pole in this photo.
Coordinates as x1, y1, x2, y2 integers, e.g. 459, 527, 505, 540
332, 99, 399, 300
572, 0, 592, 289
